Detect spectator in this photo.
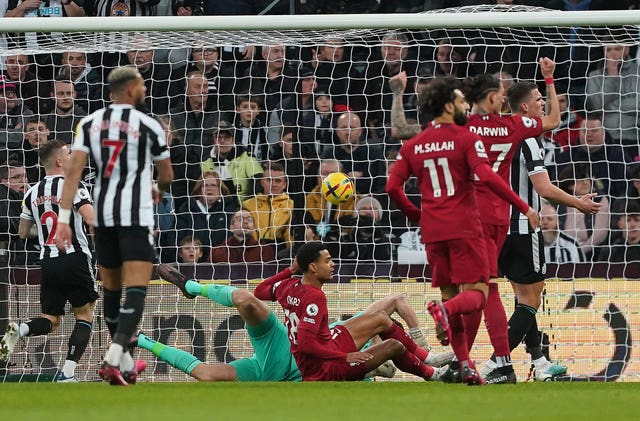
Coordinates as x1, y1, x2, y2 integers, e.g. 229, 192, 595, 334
310, 38, 356, 108
154, 115, 179, 262
158, 114, 196, 210
185, 46, 232, 111
178, 236, 205, 264
13, 116, 49, 182
549, 82, 583, 152
201, 120, 263, 202
0, 76, 33, 132
340, 195, 393, 261
558, 163, 611, 259
93, 0, 159, 16
299, 88, 335, 155
432, 38, 478, 79
170, 71, 222, 147
58, 51, 104, 113
597, 199, 640, 263
175, 171, 239, 256
268, 125, 316, 201
555, 111, 628, 198
267, 65, 317, 145
0, 160, 37, 265
234, 94, 269, 161
303, 158, 356, 258
540, 202, 585, 263
364, 32, 418, 142
586, 38, 640, 154
2, 54, 49, 114
43, 76, 87, 144
210, 209, 276, 263
321, 112, 386, 194
242, 162, 294, 256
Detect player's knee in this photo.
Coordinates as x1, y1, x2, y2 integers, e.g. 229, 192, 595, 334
233, 289, 258, 311
385, 338, 405, 356
48, 316, 61, 331
390, 293, 407, 308
373, 310, 392, 329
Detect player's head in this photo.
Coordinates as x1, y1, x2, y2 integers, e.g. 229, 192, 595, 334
462, 73, 504, 113
108, 65, 146, 106
296, 242, 334, 283
507, 81, 543, 118
420, 76, 468, 125
38, 139, 68, 172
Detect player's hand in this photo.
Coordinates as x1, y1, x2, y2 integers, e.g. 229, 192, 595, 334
290, 257, 301, 274
389, 71, 407, 95
539, 57, 556, 78
55, 224, 72, 251
346, 351, 373, 364
576, 193, 601, 215
177, 6, 192, 16
526, 207, 540, 230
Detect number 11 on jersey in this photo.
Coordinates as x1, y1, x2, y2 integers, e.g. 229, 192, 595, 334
424, 157, 455, 198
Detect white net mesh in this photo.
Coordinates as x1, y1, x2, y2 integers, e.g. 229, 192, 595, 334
1, 5, 639, 382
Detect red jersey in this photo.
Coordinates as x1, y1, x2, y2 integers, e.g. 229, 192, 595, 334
255, 270, 347, 381
390, 122, 488, 243
466, 114, 542, 225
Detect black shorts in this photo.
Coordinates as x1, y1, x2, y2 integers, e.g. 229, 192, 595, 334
39, 251, 99, 316
498, 231, 546, 285
94, 226, 156, 268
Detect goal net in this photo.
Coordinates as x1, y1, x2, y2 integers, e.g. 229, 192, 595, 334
0, 4, 638, 383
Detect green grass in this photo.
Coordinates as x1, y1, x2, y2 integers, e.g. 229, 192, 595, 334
3, 382, 640, 421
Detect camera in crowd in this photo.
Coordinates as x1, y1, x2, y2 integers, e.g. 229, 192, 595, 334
173, 0, 204, 16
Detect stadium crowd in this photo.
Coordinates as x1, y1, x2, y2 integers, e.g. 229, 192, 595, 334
2, 1, 640, 269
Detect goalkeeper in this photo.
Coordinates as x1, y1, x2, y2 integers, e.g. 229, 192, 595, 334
134, 264, 452, 381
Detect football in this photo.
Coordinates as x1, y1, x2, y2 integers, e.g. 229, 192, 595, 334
321, 172, 354, 205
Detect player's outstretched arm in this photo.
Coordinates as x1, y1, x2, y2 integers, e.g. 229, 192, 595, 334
390, 71, 422, 140
475, 163, 539, 229
529, 171, 601, 215
385, 172, 421, 223
539, 57, 561, 131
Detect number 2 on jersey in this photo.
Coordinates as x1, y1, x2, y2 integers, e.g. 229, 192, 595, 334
102, 139, 125, 178
423, 157, 455, 198
40, 210, 58, 245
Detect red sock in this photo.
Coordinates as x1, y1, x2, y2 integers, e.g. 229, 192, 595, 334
483, 283, 510, 358
413, 346, 429, 362
448, 313, 470, 364
462, 310, 482, 351
379, 323, 417, 354
444, 289, 486, 316
392, 351, 435, 380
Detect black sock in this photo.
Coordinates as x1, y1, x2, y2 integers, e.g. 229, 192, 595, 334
524, 318, 545, 360
507, 303, 537, 352
103, 288, 122, 338
26, 318, 53, 336
112, 286, 147, 348
67, 320, 92, 362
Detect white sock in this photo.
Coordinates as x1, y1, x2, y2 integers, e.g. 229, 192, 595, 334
62, 360, 77, 377
104, 343, 124, 367
120, 351, 134, 372
495, 355, 512, 368
533, 356, 549, 368
19, 323, 29, 338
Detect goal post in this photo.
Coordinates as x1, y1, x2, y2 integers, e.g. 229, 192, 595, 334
1, 5, 639, 383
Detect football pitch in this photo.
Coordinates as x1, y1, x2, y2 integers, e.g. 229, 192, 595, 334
3, 382, 640, 420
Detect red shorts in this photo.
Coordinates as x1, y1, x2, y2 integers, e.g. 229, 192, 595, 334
482, 223, 508, 279
426, 237, 490, 288
321, 325, 368, 381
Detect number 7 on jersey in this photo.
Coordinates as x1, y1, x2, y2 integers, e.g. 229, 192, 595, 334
102, 139, 125, 178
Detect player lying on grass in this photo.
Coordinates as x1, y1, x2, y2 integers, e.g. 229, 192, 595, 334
142, 263, 452, 381
254, 242, 449, 381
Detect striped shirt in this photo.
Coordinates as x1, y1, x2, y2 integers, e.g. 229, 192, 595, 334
73, 104, 170, 228
20, 175, 92, 259
509, 136, 547, 235
544, 231, 585, 263
93, 0, 157, 16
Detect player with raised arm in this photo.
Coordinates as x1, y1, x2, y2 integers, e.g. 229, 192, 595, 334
385, 76, 539, 385
254, 242, 446, 381
129, 264, 451, 382
55, 66, 174, 386
476, 80, 601, 382
0, 140, 97, 382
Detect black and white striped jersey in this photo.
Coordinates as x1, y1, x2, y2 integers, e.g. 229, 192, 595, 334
509, 136, 547, 235
21, 175, 92, 259
544, 231, 585, 263
93, 0, 157, 16
73, 104, 170, 228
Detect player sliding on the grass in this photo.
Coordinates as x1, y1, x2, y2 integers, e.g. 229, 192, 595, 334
143, 262, 452, 381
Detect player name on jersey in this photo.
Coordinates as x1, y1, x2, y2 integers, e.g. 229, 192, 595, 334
414, 140, 455, 154
467, 125, 510, 137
